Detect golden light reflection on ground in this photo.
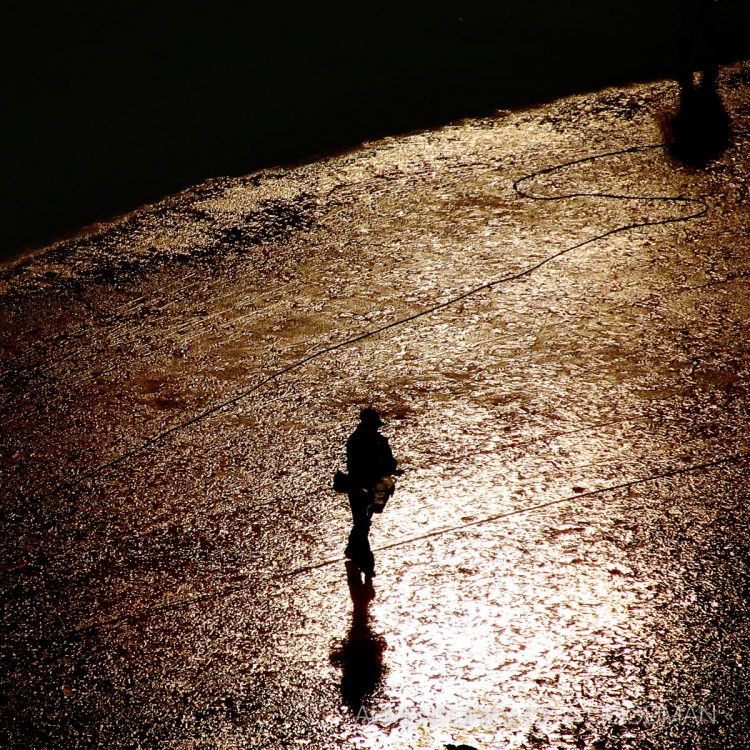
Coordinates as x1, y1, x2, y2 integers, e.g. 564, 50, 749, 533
335, 485, 650, 748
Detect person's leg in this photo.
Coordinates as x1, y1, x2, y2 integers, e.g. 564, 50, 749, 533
345, 489, 370, 558
345, 522, 365, 559
347, 489, 369, 524
351, 522, 374, 578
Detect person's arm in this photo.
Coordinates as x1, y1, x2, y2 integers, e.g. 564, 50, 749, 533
379, 435, 397, 475
347, 433, 369, 482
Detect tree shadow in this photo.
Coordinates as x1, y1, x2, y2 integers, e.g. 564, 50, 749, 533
329, 561, 388, 716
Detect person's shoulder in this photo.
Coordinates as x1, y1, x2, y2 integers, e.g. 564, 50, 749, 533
376, 431, 390, 444
347, 427, 364, 448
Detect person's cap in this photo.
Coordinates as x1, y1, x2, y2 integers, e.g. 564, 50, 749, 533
360, 407, 383, 427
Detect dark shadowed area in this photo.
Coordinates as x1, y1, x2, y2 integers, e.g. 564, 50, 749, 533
4, 0, 750, 261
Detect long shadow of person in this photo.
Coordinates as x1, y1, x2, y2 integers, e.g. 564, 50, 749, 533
329, 561, 387, 717
666, 0, 730, 166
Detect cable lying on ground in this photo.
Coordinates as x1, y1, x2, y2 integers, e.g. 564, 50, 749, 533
38, 143, 707, 504
71, 449, 749, 634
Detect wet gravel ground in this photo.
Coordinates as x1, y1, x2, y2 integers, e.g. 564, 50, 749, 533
2, 62, 750, 749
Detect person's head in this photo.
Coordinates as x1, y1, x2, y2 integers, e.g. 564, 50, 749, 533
359, 407, 383, 431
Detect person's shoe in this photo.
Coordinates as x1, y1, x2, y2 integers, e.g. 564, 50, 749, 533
345, 560, 362, 584
362, 579, 376, 600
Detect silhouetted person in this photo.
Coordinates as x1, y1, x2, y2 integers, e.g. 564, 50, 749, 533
330, 561, 387, 715
668, 0, 730, 165
343, 408, 398, 581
